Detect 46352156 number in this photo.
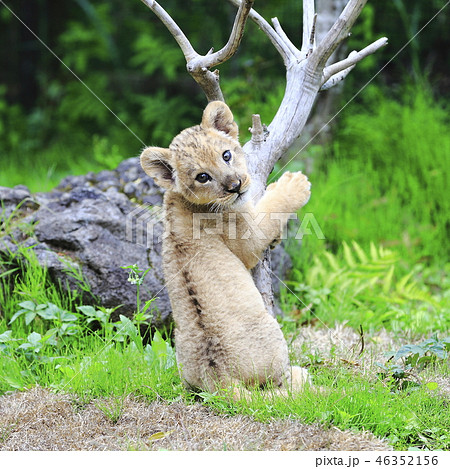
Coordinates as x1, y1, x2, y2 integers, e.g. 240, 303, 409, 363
375, 456, 439, 466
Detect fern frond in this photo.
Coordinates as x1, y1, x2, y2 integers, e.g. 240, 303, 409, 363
323, 251, 341, 272
343, 241, 357, 268
351, 240, 369, 264
383, 265, 395, 294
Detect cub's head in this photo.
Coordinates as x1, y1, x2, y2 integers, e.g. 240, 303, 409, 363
140, 101, 250, 208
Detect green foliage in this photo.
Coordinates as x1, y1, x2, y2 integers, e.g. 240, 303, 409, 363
377, 334, 450, 392
0, 244, 448, 450
287, 85, 449, 269
343, 0, 449, 91
59, 3, 116, 75
0, 140, 107, 193
1, 0, 445, 176
0, 0, 447, 194
135, 91, 193, 145
8, 301, 80, 346
336, 87, 449, 234
0, 293, 179, 398
0, 253, 177, 399
0, 245, 83, 322
390, 335, 450, 365
0, 86, 27, 153
76, 305, 119, 340
9, 301, 77, 327
0, 1, 449, 451
130, 31, 184, 81
285, 241, 449, 333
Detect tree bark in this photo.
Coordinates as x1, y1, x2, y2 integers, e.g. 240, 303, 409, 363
294, 0, 349, 165
140, 0, 388, 317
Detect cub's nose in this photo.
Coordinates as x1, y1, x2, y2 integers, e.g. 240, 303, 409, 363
225, 179, 242, 194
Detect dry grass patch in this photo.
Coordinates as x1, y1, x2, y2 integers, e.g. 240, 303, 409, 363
0, 386, 391, 451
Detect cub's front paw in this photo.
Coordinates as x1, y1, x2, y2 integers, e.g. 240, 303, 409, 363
268, 171, 311, 209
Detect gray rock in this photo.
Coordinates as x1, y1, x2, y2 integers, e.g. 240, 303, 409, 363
1, 158, 168, 326
0, 157, 292, 326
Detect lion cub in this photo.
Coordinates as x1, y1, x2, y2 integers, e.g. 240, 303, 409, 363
140, 101, 311, 397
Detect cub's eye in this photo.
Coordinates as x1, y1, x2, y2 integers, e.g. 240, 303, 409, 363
195, 173, 211, 184
222, 150, 232, 162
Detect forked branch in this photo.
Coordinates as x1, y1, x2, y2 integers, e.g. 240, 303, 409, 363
226, 0, 387, 175
310, 0, 376, 70
321, 37, 388, 87
227, 0, 294, 66
141, 0, 388, 318
142, 0, 388, 198
140, 0, 254, 101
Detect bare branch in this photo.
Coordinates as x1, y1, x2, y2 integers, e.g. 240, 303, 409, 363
203, 0, 254, 68
271, 17, 300, 60
301, 0, 316, 57
321, 37, 388, 85
320, 62, 356, 91
141, 0, 254, 102
320, 57, 358, 91
311, 0, 369, 70
187, 0, 254, 72
227, 0, 292, 66
140, 0, 196, 61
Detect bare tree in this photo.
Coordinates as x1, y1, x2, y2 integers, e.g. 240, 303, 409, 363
296, 0, 350, 165
140, 0, 387, 316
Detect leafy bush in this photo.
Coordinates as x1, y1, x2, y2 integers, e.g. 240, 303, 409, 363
284, 241, 449, 333
0, 289, 176, 397
377, 334, 450, 393
284, 86, 449, 270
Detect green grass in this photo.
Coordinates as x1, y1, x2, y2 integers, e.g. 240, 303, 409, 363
201, 364, 450, 451
1, 295, 449, 450
280, 240, 450, 334
0, 330, 181, 399
1, 240, 449, 449
286, 85, 449, 266
276, 85, 449, 332
1, 84, 449, 450
0, 243, 85, 318
0, 245, 178, 400
0, 135, 127, 192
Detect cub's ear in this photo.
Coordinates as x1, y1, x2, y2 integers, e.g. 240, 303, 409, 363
201, 101, 239, 140
140, 147, 174, 190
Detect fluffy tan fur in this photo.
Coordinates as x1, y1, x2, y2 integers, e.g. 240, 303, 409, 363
140, 101, 311, 397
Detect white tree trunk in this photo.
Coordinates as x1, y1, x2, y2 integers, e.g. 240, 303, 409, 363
296, 0, 349, 162
141, 0, 388, 317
